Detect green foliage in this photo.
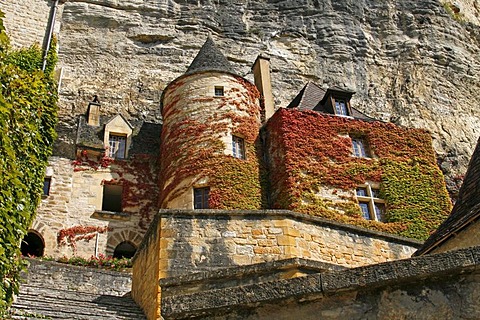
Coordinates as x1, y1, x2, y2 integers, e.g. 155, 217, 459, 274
442, 2, 466, 23
0, 13, 58, 315
51, 254, 132, 271
268, 109, 452, 240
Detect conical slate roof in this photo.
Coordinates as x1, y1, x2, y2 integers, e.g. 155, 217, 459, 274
186, 36, 234, 75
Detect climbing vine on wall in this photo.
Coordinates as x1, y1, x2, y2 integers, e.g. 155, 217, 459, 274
159, 75, 265, 209
267, 108, 451, 240
57, 226, 111, 252
0, 12, 58, 314
72, 152, 160, 230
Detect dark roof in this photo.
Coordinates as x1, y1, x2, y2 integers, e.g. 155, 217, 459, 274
185, 36, 234, 75
415, 138, 480, 256
286, 82, 376, 121
76, 115, 109, 150
76, 115, 162, 156
286, 82, 326, 110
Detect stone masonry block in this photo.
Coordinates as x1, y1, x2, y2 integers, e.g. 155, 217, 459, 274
277, 235, 297, 246
283, 227, 300, 237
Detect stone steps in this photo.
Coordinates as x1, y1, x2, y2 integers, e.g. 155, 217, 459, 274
12, 284, 146, 319
9, 259, 146, 319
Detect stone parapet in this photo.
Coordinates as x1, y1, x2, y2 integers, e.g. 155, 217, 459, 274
132, 209, 422, 319
161, 246, 480, 319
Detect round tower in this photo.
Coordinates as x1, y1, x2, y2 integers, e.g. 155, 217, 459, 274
159, 37, 263, 210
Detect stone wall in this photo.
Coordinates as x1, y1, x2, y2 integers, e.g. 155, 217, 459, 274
22, 257, 132, 296
0, 0, 64, 48
153, 210, 420, 277
161, 246, 480, 319
31, 155, 157, 259
131, 214, 162, 320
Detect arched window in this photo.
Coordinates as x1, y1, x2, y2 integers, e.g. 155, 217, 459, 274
21, 231, 45, 257
113, 241, 136, 259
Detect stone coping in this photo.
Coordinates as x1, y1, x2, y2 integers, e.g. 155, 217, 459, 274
24, 258, 133, 277
160, 257, 345, 289
161, 246, 480, 319
92, 210, 131, 221
133, 209, 423, 262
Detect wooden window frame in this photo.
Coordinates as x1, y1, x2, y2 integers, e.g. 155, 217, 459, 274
194, 187, 210, 209
232, 135, 246, 160
108, 134, 127, 159
351, 137, 370, 158
356, 184, 385, 222
214, 86, 224, 97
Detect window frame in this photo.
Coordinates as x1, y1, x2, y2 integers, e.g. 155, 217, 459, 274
351, 137, 370, 158
232, 135, 246, 160
214, 86, 224, 97
108, 134, 127, 159
43, 177, 52, 197
194, 187, 210, 209
334, 99, 349, 116
356, 184, 385, 222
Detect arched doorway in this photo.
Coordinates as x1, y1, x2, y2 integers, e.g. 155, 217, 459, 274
21, 231, 45, 257
113, 241, 136, 259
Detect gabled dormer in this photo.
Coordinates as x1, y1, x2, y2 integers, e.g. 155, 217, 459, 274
104, 114, 133, 159
315, 87, 355, 117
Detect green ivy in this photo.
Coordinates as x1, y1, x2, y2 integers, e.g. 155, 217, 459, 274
0, 11, 58, 315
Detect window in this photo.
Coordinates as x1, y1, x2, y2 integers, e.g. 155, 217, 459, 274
194, 187, 209, 209
356, 185, 385, 221
102, 184, 123, 212
214, 86, 224, 97
352, 138, 370, 158
232, 136, 246, 160
43, 177, 51, 196
108, 134, 127, 159
334, 99, 349, 116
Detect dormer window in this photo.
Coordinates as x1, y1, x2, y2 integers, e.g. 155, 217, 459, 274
214, 86, 224, 97
352, 138, 370, 158
109, 134, 127, 159
335, 99, 349, 116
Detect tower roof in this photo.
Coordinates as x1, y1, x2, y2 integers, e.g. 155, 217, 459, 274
186, 36, 234, 75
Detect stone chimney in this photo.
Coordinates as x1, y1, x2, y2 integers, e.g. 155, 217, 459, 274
87, 96, 101, 126
252, 54, 275, 122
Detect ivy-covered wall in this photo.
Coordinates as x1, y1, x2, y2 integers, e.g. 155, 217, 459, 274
266, 108, 452, 240
0, 12, 58, 314
159, 73, 264, 210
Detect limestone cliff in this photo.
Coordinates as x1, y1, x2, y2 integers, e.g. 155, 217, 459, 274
51, 0, 480, 197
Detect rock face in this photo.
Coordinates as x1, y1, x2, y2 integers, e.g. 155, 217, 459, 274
2, 0, 479, 197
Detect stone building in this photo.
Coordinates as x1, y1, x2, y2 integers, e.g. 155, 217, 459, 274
19, 35, 452, 263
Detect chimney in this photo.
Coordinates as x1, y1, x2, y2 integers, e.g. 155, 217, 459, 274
87, 96, 100, 126
252, 54, 275, 122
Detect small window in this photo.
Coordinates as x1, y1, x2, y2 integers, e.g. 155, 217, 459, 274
232, 136, 246, 160
335, 99, 349, 116
43, 177, 51, 196
108, 134, 127, 159
352, 138, 370, 158
102, 184, 123, 212
356, 184, 385, 222
194, 187, 209, 209
214, 86, 224, 97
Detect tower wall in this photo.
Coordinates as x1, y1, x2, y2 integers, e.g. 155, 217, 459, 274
160, 72, 263, 209
0, 0, 64, 48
